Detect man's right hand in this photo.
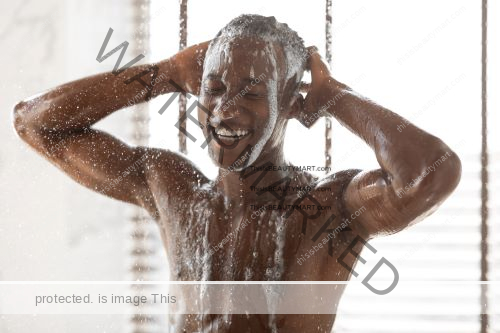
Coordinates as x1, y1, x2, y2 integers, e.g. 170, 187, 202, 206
172, 40, 211, 95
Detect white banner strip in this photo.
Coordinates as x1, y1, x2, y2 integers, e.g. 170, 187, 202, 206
0, 283, 498, 315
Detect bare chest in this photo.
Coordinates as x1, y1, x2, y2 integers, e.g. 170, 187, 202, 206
159, 197, 355, 282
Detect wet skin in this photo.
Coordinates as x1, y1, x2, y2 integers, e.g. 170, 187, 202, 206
13, 36, 461, 332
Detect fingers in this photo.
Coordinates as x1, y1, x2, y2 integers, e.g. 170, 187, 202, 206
305, 46, 318, 71
309, 52, 331, 79
306, 46, 319, 61
174, 40, 213, 95
304, 46, 331, 85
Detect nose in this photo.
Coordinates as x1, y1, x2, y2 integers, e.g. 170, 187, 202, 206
208, 113, 222, 128
209, 97, 238, 127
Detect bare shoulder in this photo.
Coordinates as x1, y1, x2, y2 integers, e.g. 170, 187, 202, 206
140, 147, 210, 214
312, 169, 362, 198
290, 169, 362, 212
308, 169, 364, 231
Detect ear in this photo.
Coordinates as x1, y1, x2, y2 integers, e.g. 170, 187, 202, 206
287, 92, 304, 120
286, 92, 315, 128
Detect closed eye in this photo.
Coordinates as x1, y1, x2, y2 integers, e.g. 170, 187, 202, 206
245, 92, 266, 99
202, 77, 225, 96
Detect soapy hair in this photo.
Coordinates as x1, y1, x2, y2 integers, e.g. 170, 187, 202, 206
209, 14, 308, 86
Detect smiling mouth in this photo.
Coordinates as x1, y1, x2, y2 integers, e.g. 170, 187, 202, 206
210, 125, 252, 145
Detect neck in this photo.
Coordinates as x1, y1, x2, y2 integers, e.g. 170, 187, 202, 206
215, 145, 292, 207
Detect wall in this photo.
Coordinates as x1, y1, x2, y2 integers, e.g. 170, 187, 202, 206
0, 0, 141, 331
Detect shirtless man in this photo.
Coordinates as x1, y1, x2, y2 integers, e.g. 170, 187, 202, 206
13, 15, 461, 333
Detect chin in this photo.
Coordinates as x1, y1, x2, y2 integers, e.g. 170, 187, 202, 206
208, 145, 247, 170
208, 142, 266, 172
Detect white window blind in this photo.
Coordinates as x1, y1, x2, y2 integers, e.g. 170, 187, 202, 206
487, 0, 500, 331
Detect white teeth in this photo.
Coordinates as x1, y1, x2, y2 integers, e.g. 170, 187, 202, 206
215, 127, 249, 137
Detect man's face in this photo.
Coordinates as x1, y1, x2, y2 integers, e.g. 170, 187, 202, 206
198, 36, 291, 170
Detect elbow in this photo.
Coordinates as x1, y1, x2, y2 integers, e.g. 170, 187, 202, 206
412, 147, 462, 205
12, 101, 30, 140
12, 100, 45, 143
431, 149, 461, 195
445, 149, 462, 189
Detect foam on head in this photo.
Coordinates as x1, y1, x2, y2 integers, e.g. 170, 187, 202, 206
206, 14, 308, 85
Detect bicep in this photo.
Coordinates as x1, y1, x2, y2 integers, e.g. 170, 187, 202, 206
343, 169, 431, 239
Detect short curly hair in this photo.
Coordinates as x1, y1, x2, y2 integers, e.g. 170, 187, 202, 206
208, 14, 308, 85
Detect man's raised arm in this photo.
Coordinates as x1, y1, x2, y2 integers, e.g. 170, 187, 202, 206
302, 51, 462, 239
12, 41, 209, 212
